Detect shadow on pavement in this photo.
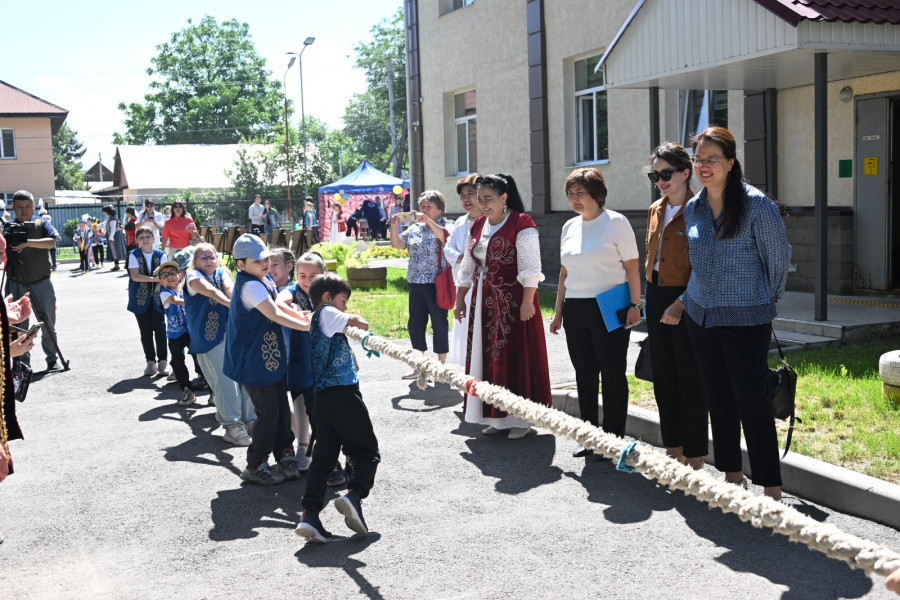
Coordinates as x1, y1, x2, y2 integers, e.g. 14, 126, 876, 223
209, 485, 303, 541
295, 532, 383, 600
108, 375, 167, 395
565, 460, 677, 524
674, 495, 875, 599
390, 382, 462, 413
460, 432, 563, 494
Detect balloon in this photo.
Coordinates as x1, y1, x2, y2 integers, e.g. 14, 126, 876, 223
333, 193, 342, 202
342, 193, 349, 200
392, 185, 403, 195
338, 197, 346, 204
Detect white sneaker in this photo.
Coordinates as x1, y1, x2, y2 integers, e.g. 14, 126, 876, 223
223, 426, 252, 447
296, 452, 312, 472
507, 427, 534, 440
143, 361, 157, 376
482, 425, 502, 435
157, 360, 169, 375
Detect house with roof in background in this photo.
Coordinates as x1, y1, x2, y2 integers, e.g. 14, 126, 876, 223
0, 79, 68, 204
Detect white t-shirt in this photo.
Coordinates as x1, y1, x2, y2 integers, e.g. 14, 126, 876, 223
128, 251, 156, 274
559, 209, 639, 298
185, 270, 203, 296
240, 280, 271, 310
318, 305, 350, 338
653, 203, 684, 271
160, 287, 177, 309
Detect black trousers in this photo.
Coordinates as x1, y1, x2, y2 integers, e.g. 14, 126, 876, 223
346, 218, 359, 239
408, 282, 449, 354
562, 298, 630, 435
167, 332, 192, 389
685, 315, 782, 487
244, 379, 295, 469
302, 385, 380, 512
134, 307, 167, 363
78, 249, 90, 271
92, 244, 104, 264
645, 280, 708, 458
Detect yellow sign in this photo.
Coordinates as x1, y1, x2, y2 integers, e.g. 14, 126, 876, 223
864, 156, 879, 176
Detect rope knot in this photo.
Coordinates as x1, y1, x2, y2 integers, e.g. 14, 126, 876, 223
465, 378, 482, 397
360, 334, 381, 358
616, 441, 640, 473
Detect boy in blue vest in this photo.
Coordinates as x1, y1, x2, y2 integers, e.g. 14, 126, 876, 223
295, 272, 380, 543
157, 260, 195, 407
224, 234, 312, 485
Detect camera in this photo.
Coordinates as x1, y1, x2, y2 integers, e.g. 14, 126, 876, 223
2, 221, 31, 247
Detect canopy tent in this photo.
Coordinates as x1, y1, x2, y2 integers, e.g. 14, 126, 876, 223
316, 160, 410, 242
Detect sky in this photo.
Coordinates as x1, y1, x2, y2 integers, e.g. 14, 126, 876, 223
4, 0, 401, 169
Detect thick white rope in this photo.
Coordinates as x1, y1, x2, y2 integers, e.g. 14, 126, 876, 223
349, 326, 900, 578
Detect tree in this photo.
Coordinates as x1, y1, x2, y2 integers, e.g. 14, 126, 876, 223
113, 16, 283, 145
342, 7, 407, 175
52, 123, 87, 190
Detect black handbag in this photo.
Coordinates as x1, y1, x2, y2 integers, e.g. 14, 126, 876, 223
12, 357, 32, 403
768, 329, 800, 457
634, 337, 653, 382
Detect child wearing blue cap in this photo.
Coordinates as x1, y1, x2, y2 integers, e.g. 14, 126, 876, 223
224, 234, 312, 485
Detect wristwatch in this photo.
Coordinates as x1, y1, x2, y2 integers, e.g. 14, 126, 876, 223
630, 302, 644, 312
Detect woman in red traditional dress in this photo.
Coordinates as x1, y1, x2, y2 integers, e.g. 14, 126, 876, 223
453, 173, 551, 440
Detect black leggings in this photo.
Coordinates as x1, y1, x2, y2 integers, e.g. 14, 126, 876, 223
134, 307, 167, 363
407, 282, 449, 355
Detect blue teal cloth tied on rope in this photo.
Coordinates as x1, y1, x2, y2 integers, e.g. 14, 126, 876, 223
361, 333, 381, 358
616, 441, 640, 473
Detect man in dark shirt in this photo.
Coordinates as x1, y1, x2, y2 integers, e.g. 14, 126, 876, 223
5, 190, 59, 370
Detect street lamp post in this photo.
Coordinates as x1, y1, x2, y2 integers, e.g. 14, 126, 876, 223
283, 57, 296, 222
287, 37, 315, 203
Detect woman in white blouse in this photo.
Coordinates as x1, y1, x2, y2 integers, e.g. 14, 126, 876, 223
454, 174, 552, 440
444, 173, 483, 367
550, 168, 642, 457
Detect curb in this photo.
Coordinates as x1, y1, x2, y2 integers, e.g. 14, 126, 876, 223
551, 389, 900, 530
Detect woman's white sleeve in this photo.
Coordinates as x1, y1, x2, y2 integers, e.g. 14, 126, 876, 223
457, 241, 476, 288
516, 228, 544, 288
444, 221, 465, 264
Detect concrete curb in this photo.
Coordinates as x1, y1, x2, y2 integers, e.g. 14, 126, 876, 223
551, 389, 900, 530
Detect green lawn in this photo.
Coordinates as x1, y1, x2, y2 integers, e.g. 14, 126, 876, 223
626, 339, 900, 484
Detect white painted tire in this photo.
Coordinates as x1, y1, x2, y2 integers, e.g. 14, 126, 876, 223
878, 350, 900, 387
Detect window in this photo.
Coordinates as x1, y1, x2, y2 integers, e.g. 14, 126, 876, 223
0, 129, 15, 159
440, 0, 474, 15
454, 90, 477, 175
452, 0, 474, 8
574, 56, 608, 164
679, 90, 728, 148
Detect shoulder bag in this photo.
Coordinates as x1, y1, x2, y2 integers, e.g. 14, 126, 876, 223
768, 328, 801, 458
435, 232, 456, 310
634, 337, 653, 382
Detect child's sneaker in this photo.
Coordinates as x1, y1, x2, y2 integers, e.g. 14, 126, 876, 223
296, 452, 312, 473
177, 386, 195, 407
326, 464, 346, 487
334, 491, 368, 535
223, 425, 251, 447
240, 462, 285, 485
295, 510, 332, 544
167, 373, 177, 382
192, 377, 210, 391
143, 361, 157, 376
157, 360, 169, 376
276, 451, 301, 481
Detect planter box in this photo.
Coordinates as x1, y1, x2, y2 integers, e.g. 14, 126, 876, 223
347, 266, 387, 289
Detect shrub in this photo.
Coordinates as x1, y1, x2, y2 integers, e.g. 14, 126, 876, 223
310, 242, 352, 267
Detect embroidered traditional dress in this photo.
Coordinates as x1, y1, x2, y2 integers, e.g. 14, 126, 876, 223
458, 211, 552, 428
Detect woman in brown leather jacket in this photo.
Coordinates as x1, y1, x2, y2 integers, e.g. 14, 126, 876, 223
644, 142, 708, 469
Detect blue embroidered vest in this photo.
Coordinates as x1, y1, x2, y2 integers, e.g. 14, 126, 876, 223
310, 306, 358, 393
127, 248, 164, 314
223, 270, 286, 386
160, 288, 187, 339
284, 282, 314, 393
185, 268, 229, 354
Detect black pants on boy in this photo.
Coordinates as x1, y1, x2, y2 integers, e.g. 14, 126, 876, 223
78, 249, 90, 271
167, 332, 192, 389
244, 379, 295, 469
134, 307, 167, 363
92, 244, 104, 265
302, 385, 380, 513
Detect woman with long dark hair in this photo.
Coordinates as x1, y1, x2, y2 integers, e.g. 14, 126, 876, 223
643, 143, 707, 469
160, 200, 196, 261
455, 174, 551, 439
684, 126, 791, 499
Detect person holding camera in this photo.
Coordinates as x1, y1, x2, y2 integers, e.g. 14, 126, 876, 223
4, 190, 59, 371
137, 199, 164, 250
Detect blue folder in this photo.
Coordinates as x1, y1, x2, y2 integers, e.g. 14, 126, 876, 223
595, 282, 630, 332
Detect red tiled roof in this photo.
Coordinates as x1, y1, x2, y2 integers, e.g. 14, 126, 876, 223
754, 0, 900, 26
0, 79, 68, 133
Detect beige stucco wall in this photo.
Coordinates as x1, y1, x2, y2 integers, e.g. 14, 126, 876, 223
778, 71, 900, 207
0, 117, 56, 200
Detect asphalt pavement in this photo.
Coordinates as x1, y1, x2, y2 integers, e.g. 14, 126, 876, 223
1, 262, 899, 599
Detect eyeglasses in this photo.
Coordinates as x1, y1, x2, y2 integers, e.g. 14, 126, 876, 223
647, 168, 680, 183
159, 271, 178, 278
196, 255, 217, 261
691, 156, 723, 168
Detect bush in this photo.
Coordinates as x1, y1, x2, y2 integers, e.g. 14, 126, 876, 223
310, 242, 352, 267
63, 218, 78, 239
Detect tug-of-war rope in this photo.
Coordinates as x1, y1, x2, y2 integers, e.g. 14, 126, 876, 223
349, 327, 900, 579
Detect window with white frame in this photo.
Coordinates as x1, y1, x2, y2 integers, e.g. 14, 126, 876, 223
440, 0, 474, 15
454, 90, 477, 175
0, 129, 15, 159
679, 90, 728, 148
574, 55, 608, 164
452, 0, 474, 9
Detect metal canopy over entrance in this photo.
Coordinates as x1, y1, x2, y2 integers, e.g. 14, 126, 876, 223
594, 0, 900, 319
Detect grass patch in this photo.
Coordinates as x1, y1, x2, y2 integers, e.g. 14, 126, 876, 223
625, 339, 900, 484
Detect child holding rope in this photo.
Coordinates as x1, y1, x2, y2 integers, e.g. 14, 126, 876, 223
295, 272, 379, 543
157, 260, 196, 407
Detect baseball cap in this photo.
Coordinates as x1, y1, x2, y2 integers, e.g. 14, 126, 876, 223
172, 247, 195, 272
232, 233, 273, 261
154, 261, 180, 277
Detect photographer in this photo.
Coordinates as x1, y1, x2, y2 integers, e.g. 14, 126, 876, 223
4, 190, 59, 370
137, 198, 164, 250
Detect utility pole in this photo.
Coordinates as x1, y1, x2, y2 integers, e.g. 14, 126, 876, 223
386, 57, 399, 178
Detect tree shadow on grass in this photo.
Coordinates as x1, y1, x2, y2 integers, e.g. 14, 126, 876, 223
673, 493, 875, 599
295, 532, 383, 600
459, 432, 563, 495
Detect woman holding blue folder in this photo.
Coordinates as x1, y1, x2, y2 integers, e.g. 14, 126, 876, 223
550, 168, 641, 457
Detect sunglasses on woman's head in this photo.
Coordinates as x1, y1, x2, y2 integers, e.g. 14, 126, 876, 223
647, 168, 680, 183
